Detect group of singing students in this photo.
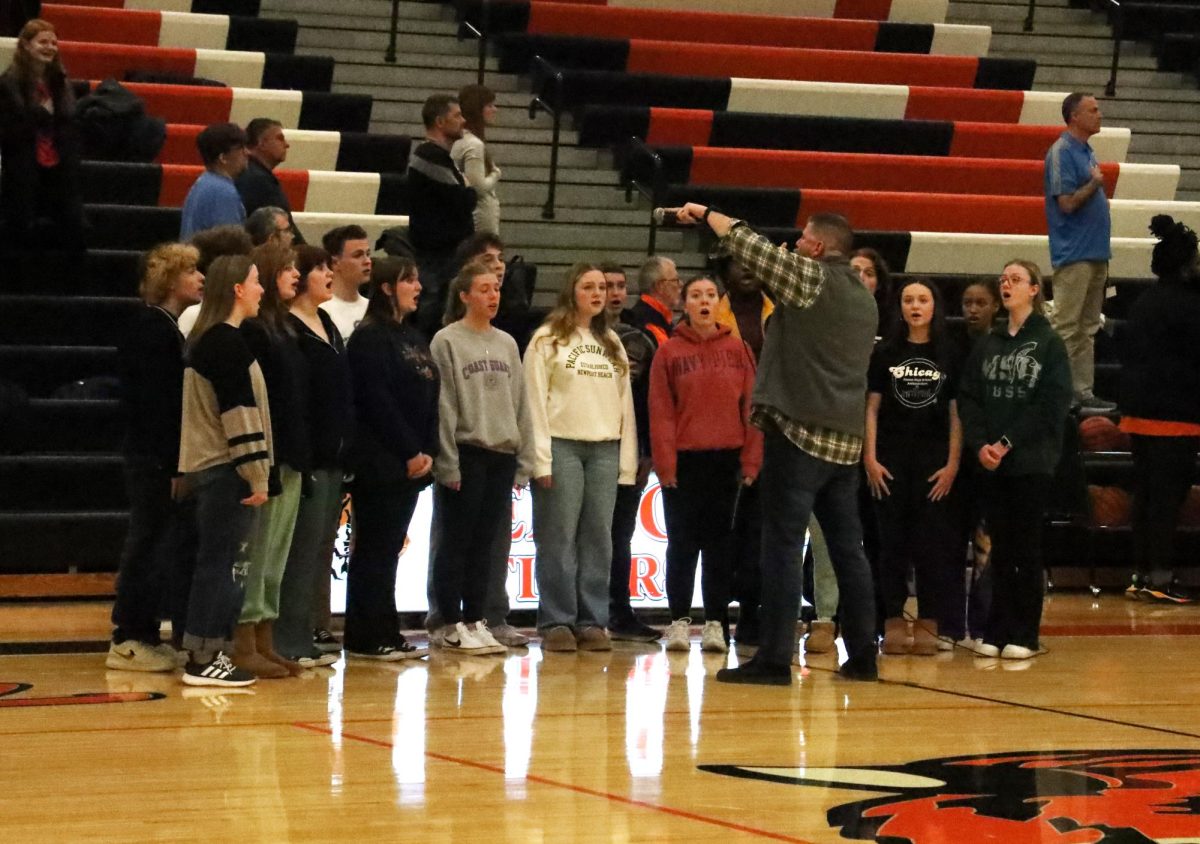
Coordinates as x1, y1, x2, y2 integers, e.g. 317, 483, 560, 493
105, 197, 1200, 688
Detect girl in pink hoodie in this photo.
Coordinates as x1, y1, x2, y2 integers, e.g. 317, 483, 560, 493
649, 275, 763, 654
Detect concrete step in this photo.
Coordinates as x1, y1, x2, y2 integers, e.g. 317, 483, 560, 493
503, 221, 685, 252
331, 61, 525, 92
1100, 97, 1200, 119
297, 31, 487, 62
503, 204, 648, 226
951, 4, 1104, 25
1127, 135, 1200, 156
302, 44, 500, 73
502, 183, 635, 210
1034, 66, 1189, 88
991, 34, 1154, 65
261, 0, 449, 22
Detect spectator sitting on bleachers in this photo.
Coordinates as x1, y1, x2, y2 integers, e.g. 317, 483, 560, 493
236, 118, 304, 244
319, 224, 372, 341
245, 205, 293, 249
0, 19, 85, 256
1118, 215, 1200, 604
180, 122, 249, 239
407, 94, 476, 333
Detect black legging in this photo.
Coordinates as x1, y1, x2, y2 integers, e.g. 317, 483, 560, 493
343, 480, 423, 651
1130, 434, 1198, 587
662, 449, 740, 630
982, 473, 1051, 650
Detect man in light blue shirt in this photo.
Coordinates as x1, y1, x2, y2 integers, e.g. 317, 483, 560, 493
180, 122, 249, 239
1044, 92, 1113, 411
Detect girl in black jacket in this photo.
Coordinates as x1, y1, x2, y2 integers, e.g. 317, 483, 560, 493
1118, 216, 1200, 604
344, 256, 439, 660
0, 19, 84, 255
236, 241, 307, 679
275, 244, 355, 663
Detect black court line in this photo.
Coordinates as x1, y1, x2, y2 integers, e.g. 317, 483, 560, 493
807, 663, 1200, 742
0, 640, 108, 655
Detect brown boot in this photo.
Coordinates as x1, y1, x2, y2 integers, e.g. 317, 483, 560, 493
881, 617, 911, 655
911, 619, 940, 656
233, 622, 287, 679
256, 621, 303, 676
805, 620, 837, 654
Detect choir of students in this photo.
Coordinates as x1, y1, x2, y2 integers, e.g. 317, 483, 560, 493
113, 206, 1158, 687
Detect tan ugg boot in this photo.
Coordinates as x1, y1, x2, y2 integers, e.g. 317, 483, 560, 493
233, 622, 287, 679
256, 621, 303, 676
881, 617, 911, 655
804, 620, 837, 654
911, 619, 940, 656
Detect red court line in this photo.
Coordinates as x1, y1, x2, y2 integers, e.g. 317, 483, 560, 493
293, 721, 817, 843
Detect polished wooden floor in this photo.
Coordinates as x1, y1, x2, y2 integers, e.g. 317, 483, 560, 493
4, 594, 1200, 843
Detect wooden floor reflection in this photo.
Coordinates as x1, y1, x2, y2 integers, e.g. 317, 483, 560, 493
3, 594, 1200, 842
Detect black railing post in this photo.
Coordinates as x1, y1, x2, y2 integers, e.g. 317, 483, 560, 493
385, 0, 400, 63
621, 137, 665, 255
528, 56, 564, 219
1023, 0, 1036, 32
1106, 0, 1123, 96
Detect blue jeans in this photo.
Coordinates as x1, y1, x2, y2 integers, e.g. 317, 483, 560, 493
182, 465, 257, 660
532, 438, 619, 631
758, 426, 876, 667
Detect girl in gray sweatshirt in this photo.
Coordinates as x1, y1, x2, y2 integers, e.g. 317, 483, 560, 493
429, 260, 536, 655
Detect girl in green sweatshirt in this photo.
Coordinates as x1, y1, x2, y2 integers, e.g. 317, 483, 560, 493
958, 260, 1073, 660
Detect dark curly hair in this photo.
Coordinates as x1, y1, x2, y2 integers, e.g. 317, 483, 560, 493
1149, 215, 1199, 282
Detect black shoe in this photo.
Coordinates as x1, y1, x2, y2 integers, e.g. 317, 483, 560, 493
715, 657, 792, 686
313, 628, 341, 653
182, 651, 256, 687
837, 655, 878, 682
609, 619, 661, 642
734, 617, 760, 646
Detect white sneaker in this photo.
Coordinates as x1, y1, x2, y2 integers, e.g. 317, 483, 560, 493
106, 640, 175, 673
665, 618, 691, 652
1000, 644, 1045, 660
437, 622, 494, 656
469, 621, 509, 655
974, 641, 1001, 658
700, 621, 727, 653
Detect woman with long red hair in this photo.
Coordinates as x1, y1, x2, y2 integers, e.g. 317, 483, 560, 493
0, 19, 84, 254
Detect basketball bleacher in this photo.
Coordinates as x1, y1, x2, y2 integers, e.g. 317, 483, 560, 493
1, 0, 1194, 591
0, 0, 410, 587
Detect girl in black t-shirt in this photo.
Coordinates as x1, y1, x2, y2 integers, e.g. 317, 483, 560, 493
864, 280, 964, 655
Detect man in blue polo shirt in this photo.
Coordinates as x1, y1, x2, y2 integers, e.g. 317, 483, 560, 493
1044, 92, 1114, 412
180, 122, 249, 239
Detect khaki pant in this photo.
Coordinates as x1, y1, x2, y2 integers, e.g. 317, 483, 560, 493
1049, 259, 1108, 397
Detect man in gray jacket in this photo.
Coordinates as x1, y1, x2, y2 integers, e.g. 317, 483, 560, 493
675, 203, 879, 684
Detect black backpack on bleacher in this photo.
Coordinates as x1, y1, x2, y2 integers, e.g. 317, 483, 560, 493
76, 79, 166, 163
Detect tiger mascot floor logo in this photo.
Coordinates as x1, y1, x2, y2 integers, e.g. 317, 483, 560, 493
703, 750, 1200, 843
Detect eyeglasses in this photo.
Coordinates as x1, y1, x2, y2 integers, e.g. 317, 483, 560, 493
998, 274, 1031, 286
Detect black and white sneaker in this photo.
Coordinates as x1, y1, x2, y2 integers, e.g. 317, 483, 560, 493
313, 628, 342, 654
295, 650, 339, 668
347, 642, 429, 661
182, 651, 257, 687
